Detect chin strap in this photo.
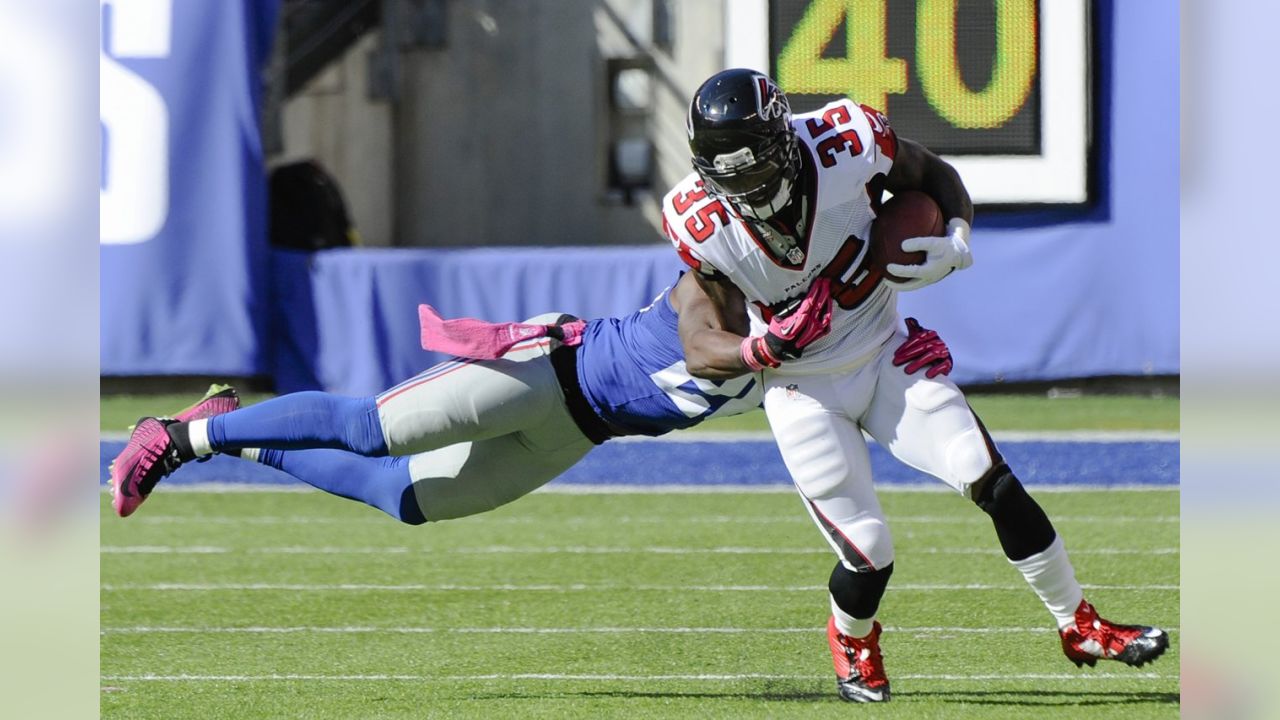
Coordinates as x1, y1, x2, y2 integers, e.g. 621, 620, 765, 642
419, 304, 585, 359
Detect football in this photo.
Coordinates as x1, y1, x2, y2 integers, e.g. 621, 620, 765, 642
870, 190, 945, 283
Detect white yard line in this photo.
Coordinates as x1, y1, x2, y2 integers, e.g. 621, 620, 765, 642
101, 624, 1179, 635
538, 483, 1179, 494
100, 582, 1178, 592
126, 482, 1179, 494
128, 512, 1179, 525
100, 671, 1174, 682
101, 545, 1179, 556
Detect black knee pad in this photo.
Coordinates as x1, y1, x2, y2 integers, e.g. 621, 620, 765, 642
972, 464, 1055, 561
829, 561, 894, 620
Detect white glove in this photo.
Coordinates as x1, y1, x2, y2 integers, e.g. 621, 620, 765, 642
884, 218, 973, 292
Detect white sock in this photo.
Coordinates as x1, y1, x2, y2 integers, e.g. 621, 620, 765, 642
188, 418, 213, 457
1010, 535, 1084, 629
238, 447, 261, 463
830, 595, 875, 639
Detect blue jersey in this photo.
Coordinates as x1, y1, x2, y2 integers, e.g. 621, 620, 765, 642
575, 275, 762, 436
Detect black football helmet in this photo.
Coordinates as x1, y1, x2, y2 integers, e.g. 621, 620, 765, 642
687, 69, 800, 221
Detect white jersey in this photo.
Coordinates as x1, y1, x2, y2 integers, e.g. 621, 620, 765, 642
663, 99, 900, 374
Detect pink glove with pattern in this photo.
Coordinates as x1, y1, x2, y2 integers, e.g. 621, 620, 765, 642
741, 278, 834, 371
892, 317, 953, 378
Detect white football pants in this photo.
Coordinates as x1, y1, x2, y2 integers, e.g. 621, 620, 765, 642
763, 323, 997, 571
375, 314, 596, 520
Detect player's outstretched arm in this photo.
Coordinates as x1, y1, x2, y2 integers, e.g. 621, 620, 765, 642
673, 272, 754, 380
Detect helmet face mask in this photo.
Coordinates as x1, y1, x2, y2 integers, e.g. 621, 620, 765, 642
687, 69, 800, 221
694, 133, 798, 221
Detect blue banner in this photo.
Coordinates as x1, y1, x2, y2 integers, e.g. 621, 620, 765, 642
269, 247, 689, 395
100, 0, 278, 375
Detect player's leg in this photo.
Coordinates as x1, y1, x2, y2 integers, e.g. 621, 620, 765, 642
193, 337, 562, 457
242, 447, 425, 523
112, 315, 573, 516
197, 392, 387, 455
236, 411, 593, 523
191, 313, 570, 458
372, 329, 566, 457
861, 332, 1168, 666
402, 428, 594, 520
762, 371, 892, 703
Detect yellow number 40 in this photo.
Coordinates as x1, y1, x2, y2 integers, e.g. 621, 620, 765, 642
777, 0, 1037, 129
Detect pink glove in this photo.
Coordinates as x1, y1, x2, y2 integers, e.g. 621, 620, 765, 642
741, 278, 834, 371
892, 317, 953, 378
419, 305, 586, 359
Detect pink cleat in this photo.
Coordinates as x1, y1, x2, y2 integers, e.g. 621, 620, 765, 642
109, 417, 182, 518
109, 385, 240, 517
168, 384, 240, 423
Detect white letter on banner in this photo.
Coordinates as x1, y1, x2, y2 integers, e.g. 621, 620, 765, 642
100, 0, 172, 245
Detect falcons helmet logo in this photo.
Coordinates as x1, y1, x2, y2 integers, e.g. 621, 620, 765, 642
753, 74, 789, 122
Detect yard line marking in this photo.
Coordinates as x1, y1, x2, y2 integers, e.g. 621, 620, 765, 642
101, 672, 1174, 682
129, 513, 1179, 526
101, 625, 1180, 635
247, 547, 412, 554
537, 484, 1179, 494
140, 483, 1179, 494
100, 545, 1179, 557
101, 582, 1178, 592
133, 516, 364, 525
897, 673, 1174, 681
100, 546, 228, 554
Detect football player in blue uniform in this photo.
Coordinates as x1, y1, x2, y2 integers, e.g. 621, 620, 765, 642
111, 271, 894, 522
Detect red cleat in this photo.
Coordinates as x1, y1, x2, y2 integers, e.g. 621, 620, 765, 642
827, 616, 890, 702
1060, 599, 1169, 668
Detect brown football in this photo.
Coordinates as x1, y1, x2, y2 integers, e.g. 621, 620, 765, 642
870, 190, 945, 283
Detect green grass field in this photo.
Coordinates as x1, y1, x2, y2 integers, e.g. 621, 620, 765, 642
101, 489, 1179, 718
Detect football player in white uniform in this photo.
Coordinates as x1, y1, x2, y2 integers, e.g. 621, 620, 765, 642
664, 69, 1167, 703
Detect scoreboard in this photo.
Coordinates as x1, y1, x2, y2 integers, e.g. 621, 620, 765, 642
749, 0, 1091, 206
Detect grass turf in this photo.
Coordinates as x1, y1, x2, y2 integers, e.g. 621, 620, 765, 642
101, 392, 1180, 434
101, 489, 1179, 718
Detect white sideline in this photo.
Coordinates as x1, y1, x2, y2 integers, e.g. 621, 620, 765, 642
101, 671, 1173, 682
100, 545, 1180, 556
101, 582, 1178, 592
101, 624, 1179, 635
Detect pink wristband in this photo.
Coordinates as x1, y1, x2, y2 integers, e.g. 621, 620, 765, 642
740, 337, 766, 372
740, 336, 781, 371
